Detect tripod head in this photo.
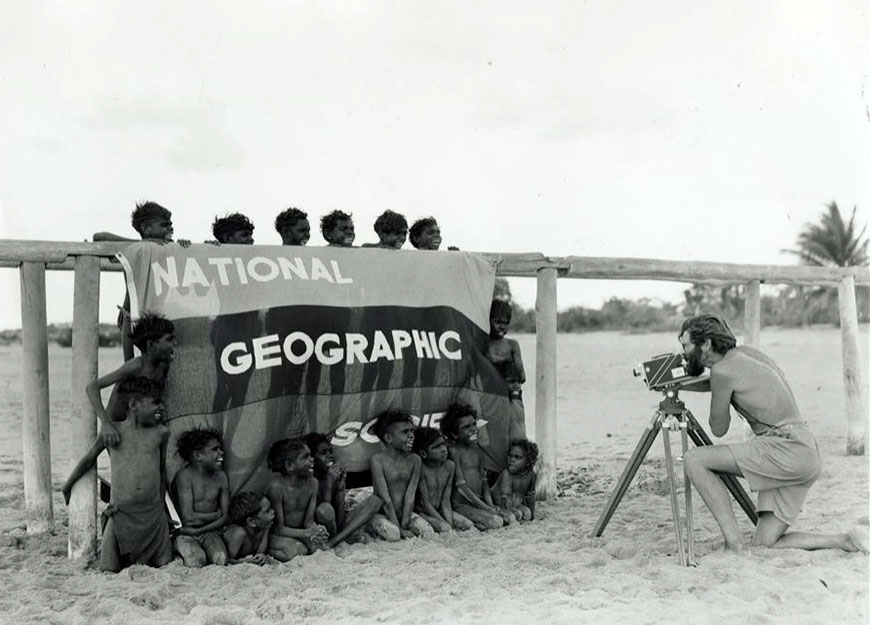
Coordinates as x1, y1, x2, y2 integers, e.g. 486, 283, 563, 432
657, 384, 687, 416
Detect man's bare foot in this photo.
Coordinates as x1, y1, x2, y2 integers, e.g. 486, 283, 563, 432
843, 527, 869, 553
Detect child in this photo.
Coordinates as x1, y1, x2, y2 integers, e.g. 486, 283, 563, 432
371, 210, 408, 249
212, 212, 255, 244
223, 491, 274, 565
369, 410, 434, 540
85, 312, 176, 448
411, 427, 474, 532
320, 210, 355, 247
304, 433, 383, 547
439, 404, 506, 530
487, 298, 527, 440
409, 217, 441, 250
492, 438, 538, 522
61, 377, 172, 572
275, 207, 310, 246
265, 438, 330, 561
172, 427, 229, 567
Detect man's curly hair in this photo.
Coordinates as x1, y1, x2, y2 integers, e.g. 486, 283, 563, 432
131, 201, 171, 235
130, 312, 175, 352
212, 213, 255, 243
275, 207, 308, 233
679, 313, 737, 355
228, 491, 264, 526
176, 427, 223, 462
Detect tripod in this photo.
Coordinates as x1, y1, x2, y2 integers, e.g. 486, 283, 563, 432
591, 387, 757, 566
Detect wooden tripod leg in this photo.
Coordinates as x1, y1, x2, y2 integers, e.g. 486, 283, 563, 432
591, 412, 661, 537
680, 422, 696, 565
661, 425, 686, 566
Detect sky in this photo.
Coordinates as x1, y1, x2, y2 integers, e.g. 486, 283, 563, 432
1, 1, 868, 330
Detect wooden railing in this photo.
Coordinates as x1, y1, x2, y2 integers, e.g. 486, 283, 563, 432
2, 240, 868, 561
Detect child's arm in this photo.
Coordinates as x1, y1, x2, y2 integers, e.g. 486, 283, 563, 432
450, 449, 497, 514
325, 465, 347, 532
523, 473, 537, 520
303, 480, 329, 546
415, 471, 445, 523
267, 483, 323, 541
174, 470, 224, 534
370, 455, 402, 529
439, 463, 456, 526
510, 339, 527, 386
159, 429, 170, 500
85, 359, 141, 447
400, 457, 422, 531
62, 436, 106, 505
491, 470, 512, 510
479, 455, 496, 508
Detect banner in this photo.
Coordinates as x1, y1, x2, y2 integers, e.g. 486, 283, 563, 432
118, 242, 514, 494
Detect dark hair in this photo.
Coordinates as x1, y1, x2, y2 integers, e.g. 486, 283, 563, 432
130, 312, 175, 352
411, 427, 443, 456
275, 207, 308, 233
371, 410, 414, 442
439, 404, 477, 440
115, 376, 162, 409
212, 213, 254, 243
267, 438, 308, 473
176, 427, 222, 462
490, 299, 512, 322
509, 438, 539, 468
131, 201, 171, 235
303, 432, 330, 455
679, 313, 737, 355
228, 491, 263, 526
409, 217, 437, 248
320, 210, 353, 236
373, 210, 408, 236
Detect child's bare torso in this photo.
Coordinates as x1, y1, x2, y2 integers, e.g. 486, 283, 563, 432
487, 338, 519, 382
174, 467, 225, 526
271, 476, 316, 528
377, 452, 417, 519
450, 445, 485, 501
502, 471, 534, 508
225, 525, 264, 558
421, 460, 453, 506
108, 420, 167, 507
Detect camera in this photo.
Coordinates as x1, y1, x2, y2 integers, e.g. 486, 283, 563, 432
632, 353, 705, 391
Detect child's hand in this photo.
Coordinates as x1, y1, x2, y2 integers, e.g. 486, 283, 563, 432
100, 423, 121, 448
204, 240, 221, 246
400, 528, 415, 540
307, 524, 330, 546
326, 464, 346, 488
497, 508, 514, 525
177, 239, 192, 248
250, 553, 269, 566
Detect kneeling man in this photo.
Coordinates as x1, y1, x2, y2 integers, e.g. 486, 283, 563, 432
680, 313, 865, 553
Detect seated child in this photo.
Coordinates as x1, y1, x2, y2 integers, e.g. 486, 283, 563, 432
86, 312, 176, 448
172, 427, 229, 567
275, 207, 310, 246
487, 298, 527, 440
222, 491, 275, 565
409, 217, 441, 250
369, 210, 408, 249
61, 377, 172, 572
320, 210, 355, 247
212, 213, 255, 244
304, 433, 383, 547
439, 404, 507, 530
265, 438, 330, 561
411, 427, 474, 532
492, 438, 538, 522
369, 410, 434, 540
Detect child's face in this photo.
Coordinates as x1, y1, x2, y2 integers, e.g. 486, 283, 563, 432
413, 224, 441, 250
507, 446, 529, 475
424, 437, 449, 463
249, 496, 275, 528
325, 219, 355, 247
149, 332, 177, 362
140, 217, 174, 242
281, 219, 311, 246
312, 441, 336, 474
379, 227, 407, 249
224, 229, 254, 245
455, 415, 479, 443
490, 315, 510, 339
289, 448, 315, 477
196, 438, 224, 471
134, 397, 164, 427
385, 421, 415, 452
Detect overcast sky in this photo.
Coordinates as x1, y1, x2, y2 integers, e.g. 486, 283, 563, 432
1, 1, 868, 330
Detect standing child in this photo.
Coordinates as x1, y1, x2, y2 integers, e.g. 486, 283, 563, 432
275, 207, 311, 246
61, 377, 173, 572
369, 210, 408, 249
369, 411, 434, 540
487, 298, 527, 440
439, 404, 507, 531
86, 312, 176, 448
265, 438, 329, 562
492, 438, 538, 522
172, 427, 230, 567
320, 210, 355, 247
411, 427, 474, 532
223, 492, 275, 565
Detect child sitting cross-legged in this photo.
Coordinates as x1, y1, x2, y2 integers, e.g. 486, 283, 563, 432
265, 438, 330, 562
492, 438, 539, 523
222, 491, 275, 565
411, 427, 474, 533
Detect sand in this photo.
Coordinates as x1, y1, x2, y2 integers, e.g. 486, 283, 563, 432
0, 328, 867, 625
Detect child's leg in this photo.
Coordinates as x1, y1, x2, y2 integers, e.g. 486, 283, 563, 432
368, 513, 401, 542
315, 502, 338, 537
517, 505, 532, 522
268, 535, 308, 562
328, 494, 382, 548
418, 512, 452, 533
175, 535, 207, 568
408, 513, 436, 538
201, 531, 228, 566
451, 512, 475, 531
99, 518, 123, 573
454, 504, 503, 531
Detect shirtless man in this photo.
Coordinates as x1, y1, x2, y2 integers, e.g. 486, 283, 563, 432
680, 313, 866, 553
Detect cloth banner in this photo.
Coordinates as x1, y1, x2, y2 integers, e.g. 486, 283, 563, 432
118, 242, 514, 494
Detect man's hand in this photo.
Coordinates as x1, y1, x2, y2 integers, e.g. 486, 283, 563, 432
100, 423, 121, 448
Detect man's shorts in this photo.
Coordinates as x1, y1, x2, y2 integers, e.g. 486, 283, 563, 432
727, 423, 822, 526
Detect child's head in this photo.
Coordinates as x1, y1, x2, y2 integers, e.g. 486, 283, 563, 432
409, 217, 441, 250
320, 210, 355, 247
507, 438, 539, 476
130, 312, 176, 358
303, 432, 335, 475
373, 210, 408, 249
489, 298, 512, 339
176, 427, 224, 471
115, 377, 163, 426
212, 213, 255, 244
131, 201, 173, 241
267, 437, 313, 477
411, 427, 448, 463
372, 410, 415, 451
439, 404, 478, 443
275, 207, 310, 246
228, 491, 274, 528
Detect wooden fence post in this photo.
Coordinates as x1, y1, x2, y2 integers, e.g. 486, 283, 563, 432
535, 267, 558, 499
837, 275, 867, 455
68, 256, 100, 559
20, 262, 53, 534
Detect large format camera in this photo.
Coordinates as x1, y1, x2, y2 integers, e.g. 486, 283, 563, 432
632, 353, 706, 391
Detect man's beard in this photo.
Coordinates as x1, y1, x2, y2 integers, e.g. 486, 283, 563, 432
685, 349, 706, 377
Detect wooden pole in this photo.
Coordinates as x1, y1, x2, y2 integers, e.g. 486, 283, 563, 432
837, 275, 867, 455
68, 256, 100, 559
535, 267, 558, 499
19, 262, 53, 534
